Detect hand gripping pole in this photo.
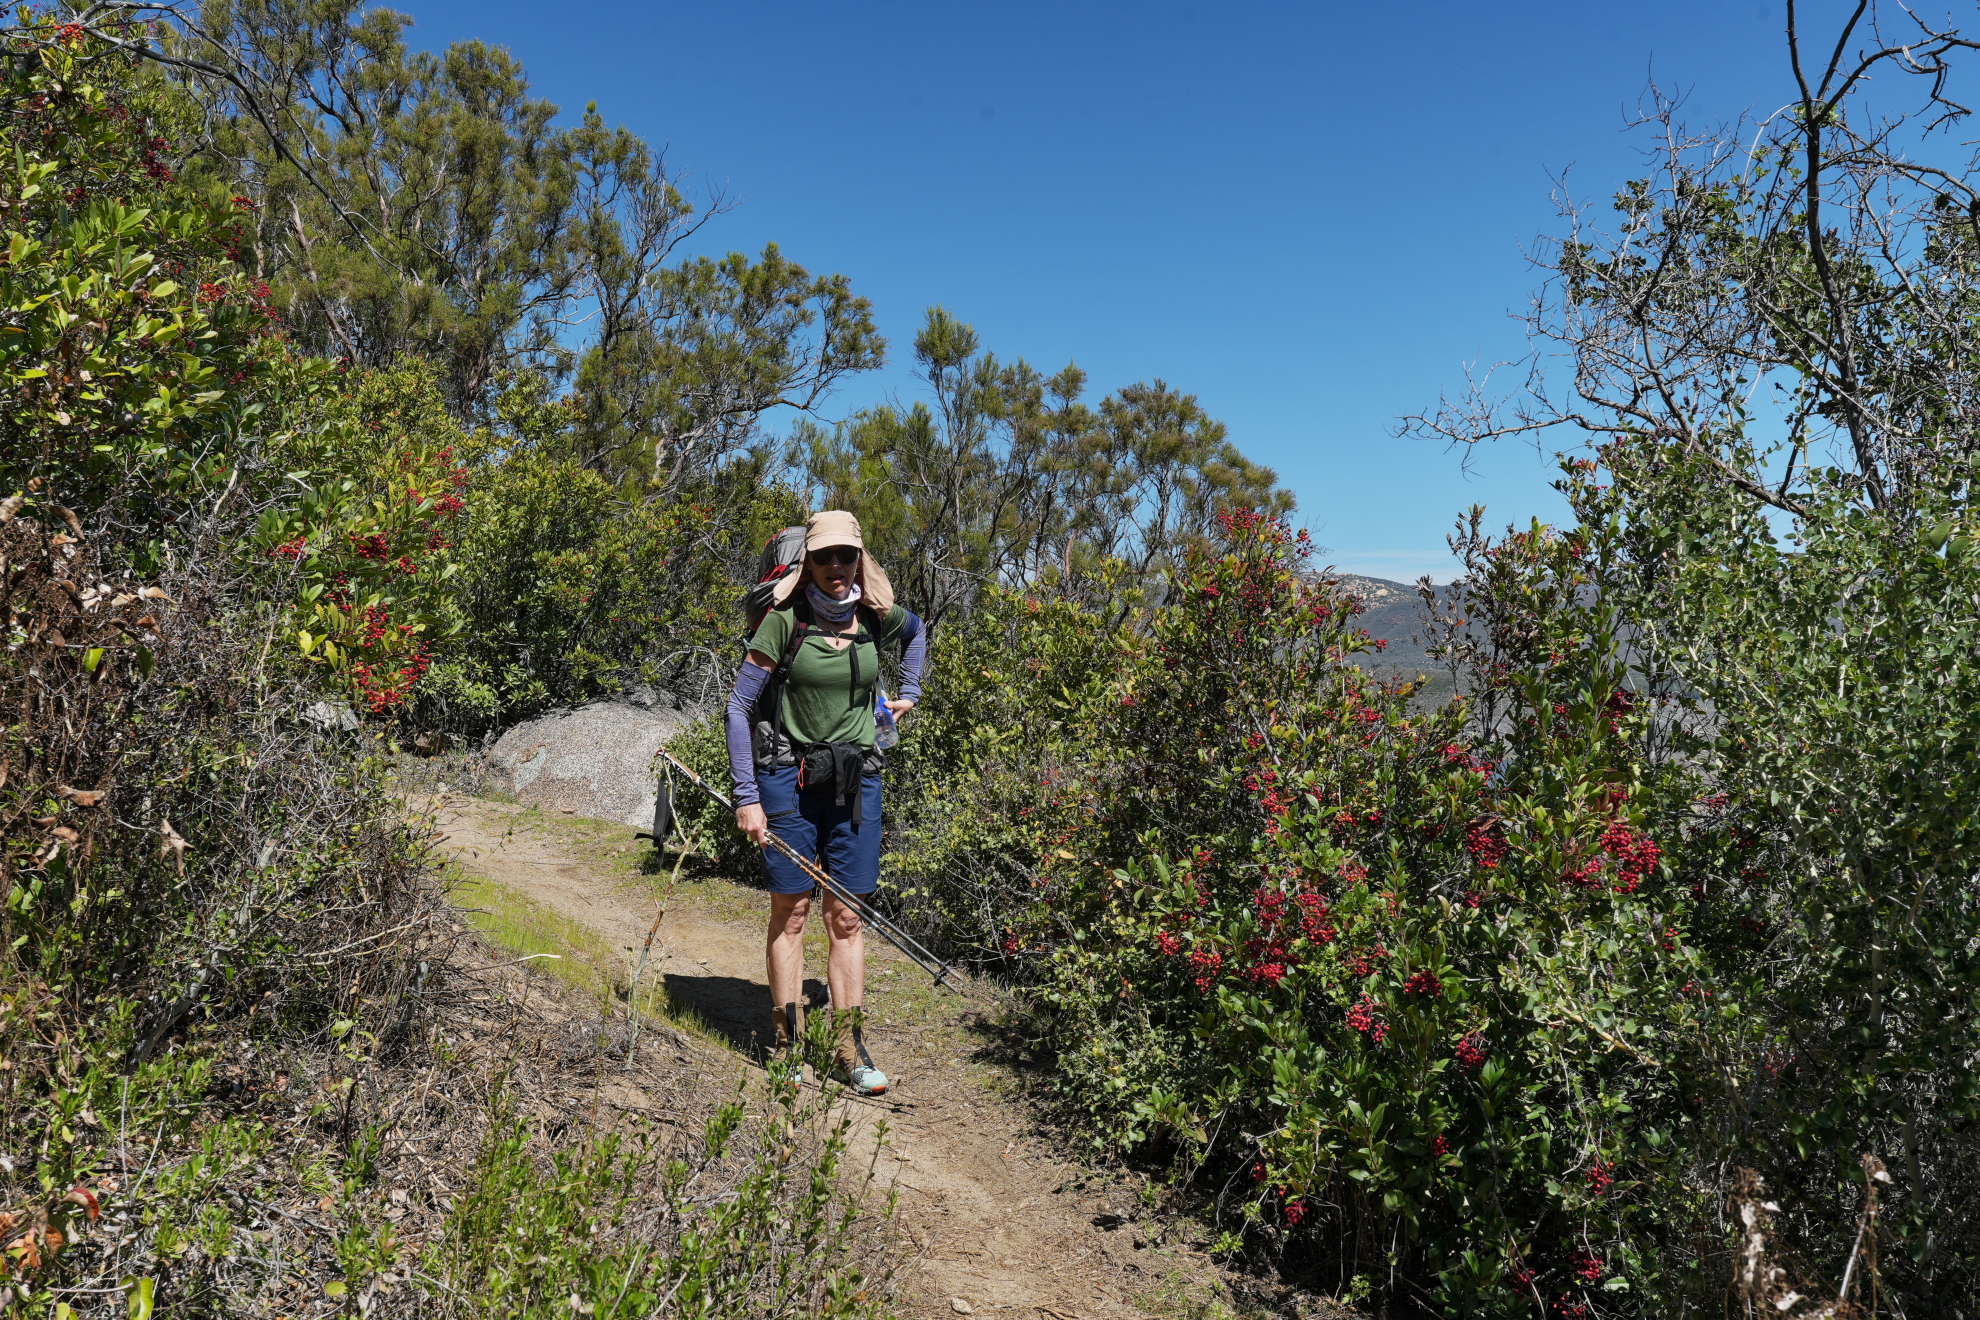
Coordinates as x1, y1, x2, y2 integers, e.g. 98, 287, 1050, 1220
656, 749, 965, 992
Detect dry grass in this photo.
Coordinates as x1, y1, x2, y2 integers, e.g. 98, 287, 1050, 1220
16, 920, 903, 1317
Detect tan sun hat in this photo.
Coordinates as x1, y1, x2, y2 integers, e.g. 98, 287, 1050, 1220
770, 509, 895, 614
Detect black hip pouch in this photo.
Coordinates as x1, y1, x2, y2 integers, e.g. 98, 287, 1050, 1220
796, 742, 867, 805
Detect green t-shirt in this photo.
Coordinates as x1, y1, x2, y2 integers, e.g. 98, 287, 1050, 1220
747, 603, 909, 750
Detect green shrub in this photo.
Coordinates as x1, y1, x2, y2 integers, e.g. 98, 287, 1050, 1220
423, 1065, 894, 1318
1560, 436, 1980, 1304
878, 571, 1132, 960
876, 511, 1753, 1314
0, 23, 428, 1308
882, 487, 1980, 1313
663, 710, 760, 878
419, 375, 803, 731
0, 10, 277, 567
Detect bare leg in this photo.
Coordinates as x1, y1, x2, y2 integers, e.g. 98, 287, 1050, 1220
767, 892, 811, 1010
822, 889, 865, 1011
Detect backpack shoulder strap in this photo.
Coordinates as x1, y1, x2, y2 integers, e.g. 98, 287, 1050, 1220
774, 596, 813, 679
853, 602, 891, 645
759, 597, 813, 757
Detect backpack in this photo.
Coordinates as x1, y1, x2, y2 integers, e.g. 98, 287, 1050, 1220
742, 526, 808, 635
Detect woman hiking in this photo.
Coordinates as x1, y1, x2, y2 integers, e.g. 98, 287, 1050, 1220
724, 510, 926, 1096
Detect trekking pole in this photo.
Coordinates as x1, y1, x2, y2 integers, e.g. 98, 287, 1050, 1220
655, 748, 968, 992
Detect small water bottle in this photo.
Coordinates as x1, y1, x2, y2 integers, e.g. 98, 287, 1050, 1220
873, 685, 899, 751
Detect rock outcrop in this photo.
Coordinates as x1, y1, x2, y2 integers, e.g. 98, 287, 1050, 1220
481, 693, 696, 828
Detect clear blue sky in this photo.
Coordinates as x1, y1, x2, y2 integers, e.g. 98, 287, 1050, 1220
400, 0, 1808, 581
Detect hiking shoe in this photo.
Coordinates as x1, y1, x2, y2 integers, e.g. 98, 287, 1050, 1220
831, 1062, 889, 1095
829, 1007, 887, 1094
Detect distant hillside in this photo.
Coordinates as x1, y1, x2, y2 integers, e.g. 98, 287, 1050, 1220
1320, 572, 1458, 706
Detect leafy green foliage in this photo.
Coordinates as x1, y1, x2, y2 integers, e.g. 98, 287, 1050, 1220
33, 5, 1980, 1315
571, 242, 886, 489
258, 358, 469, 711
420, 372, 803, 729
886, 512, 1767, 1313
0, 10, 276, 565
878, 573, 1128, 959
1562, 433, 1980, 1299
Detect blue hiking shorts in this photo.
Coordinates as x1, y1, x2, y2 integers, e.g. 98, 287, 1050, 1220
757, 765, 883, 897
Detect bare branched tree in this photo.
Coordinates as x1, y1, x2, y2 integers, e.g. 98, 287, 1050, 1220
1402, 1, 1980, 522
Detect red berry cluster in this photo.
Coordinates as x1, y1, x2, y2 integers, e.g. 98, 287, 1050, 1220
1244, 766, 1290, 820
1465, 820, 1508, 870
1562, 855, 1604, 889
1345, 993, 1387, 1042
1597, 821, 1661, 894
139, 133, 172, 183
1602, 687, 1636, 734
1454, 1032, 1487, 1070
346, 642, 430, 714
1402, 969, 1443, 997
1236, 885, 1295, 985
1440, 743, 1492, 778
1294, 892, 1335, 942
1343, 944, 1387, 978
1243, 958, 1287, 987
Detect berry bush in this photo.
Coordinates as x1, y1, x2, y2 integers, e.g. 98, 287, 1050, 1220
883, 500, 1966, 1313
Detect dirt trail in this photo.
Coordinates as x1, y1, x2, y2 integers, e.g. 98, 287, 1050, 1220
430, 795, 1213, 1320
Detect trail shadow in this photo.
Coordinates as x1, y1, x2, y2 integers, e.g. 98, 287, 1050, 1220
961, 997, 1057, 1081
661, 970, 828, 1058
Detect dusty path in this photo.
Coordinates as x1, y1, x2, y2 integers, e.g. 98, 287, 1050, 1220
428, 795, 1229, 1320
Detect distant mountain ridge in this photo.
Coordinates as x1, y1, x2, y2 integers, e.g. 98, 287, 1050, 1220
1315, 571, 1456, 703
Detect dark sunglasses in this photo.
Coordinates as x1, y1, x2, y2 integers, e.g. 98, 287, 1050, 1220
809, 547, 860, 566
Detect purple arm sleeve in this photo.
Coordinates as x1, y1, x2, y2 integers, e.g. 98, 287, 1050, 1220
897, 611, 927, 703
726, 661, 771, 807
